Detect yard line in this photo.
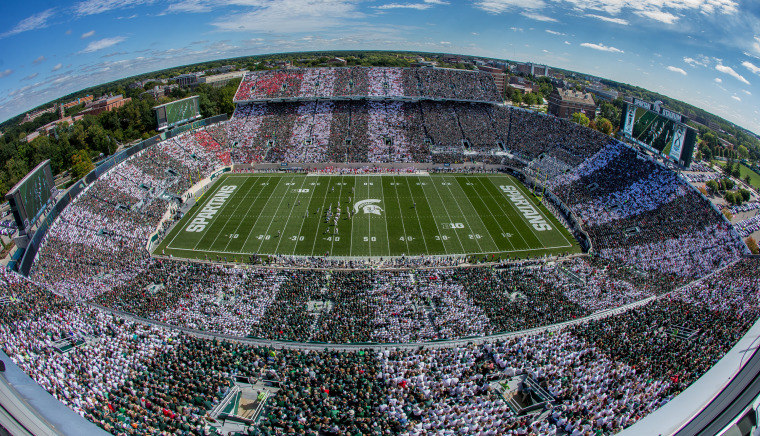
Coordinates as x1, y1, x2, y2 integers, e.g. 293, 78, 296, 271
221, 176, 274, 252
508, 176, 575, 248
194, 177, 256, 251
366, 175, 372, 256
461, 176, 516, 251
425, 175, 468, 253
390, 176, 411, 254
291, 175, 319, 256
237, 176, 287, 254
165, 174, 232, 251
473, 176, 532, 248
379, 174, 393, 255
258, 175, 309, 254
348, 176, 356, 257
402, 175, 434, 254
438, 176, 487, 253
274, 175, 312, 253
310, 176, 334, 257
329, 175, 346, 255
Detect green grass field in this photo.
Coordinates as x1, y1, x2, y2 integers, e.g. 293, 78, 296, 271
156, 173, 580, 261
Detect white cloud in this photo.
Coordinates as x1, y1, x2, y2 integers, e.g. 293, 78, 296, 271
33, 56, 46, 64
580, 42, 624, 53
714, 77, 722, 83
52, 63, 63, 71
732, 95, 741, 101
743, 90, 752, 95
683, 55, 710, 67
81, 30, 95, 39
585, 14, 628, 25
80, 36, 127, 53
753, 36, 760, 55
545, 29, 565, 35
23, 73, 39, 81
742, 61, 760, 75
164, 0, 214, 13
0, 9, 55, 39
521, 12, 557, 22
75, 0, 156, 16
213, 0, 364, 33
564, 40, 571, 44
635, 9, 679, 24
0, 69, 13, 79
474, 0, 544, 14
376, 0, 449, 10
716, 64, 750, 84
667, 66, 687, 75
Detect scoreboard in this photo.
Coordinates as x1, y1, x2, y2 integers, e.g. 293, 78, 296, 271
619, 99, 697, 168
154, 96, 201, 131
5, 160, 55, 235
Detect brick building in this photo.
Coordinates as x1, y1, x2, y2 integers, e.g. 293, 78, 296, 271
548, 88, 596, 120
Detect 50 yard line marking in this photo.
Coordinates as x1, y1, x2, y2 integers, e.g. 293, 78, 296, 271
329, 175, 346, 255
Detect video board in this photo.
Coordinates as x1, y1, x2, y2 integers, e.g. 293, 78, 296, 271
619, 99, 697, 167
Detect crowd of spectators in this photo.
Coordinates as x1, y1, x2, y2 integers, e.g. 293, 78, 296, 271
233, 67, 501, 103
3, 257, 758, 435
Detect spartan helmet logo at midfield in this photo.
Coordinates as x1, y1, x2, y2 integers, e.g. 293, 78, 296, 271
353, 199, 383, 216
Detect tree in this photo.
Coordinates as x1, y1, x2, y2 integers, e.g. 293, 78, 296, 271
722, 208, 733, 220
511, 91, 522, 106
738, 145, 749, 158
599, 102, 621, 127
570, 112, 590, 127
71, 149, 94, 180
705, 180, 719, 193
745, 175, 752, 185
595, 117, 614, 135
746, 237, 759, 255
739, 188, 751, 202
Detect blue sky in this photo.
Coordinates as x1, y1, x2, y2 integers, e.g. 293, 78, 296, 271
0, 0, 759, 133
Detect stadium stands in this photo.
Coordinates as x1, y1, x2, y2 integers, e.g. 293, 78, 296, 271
3, 65, 756, 436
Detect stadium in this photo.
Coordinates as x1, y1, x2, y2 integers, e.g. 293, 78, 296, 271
0, 60, 759, 436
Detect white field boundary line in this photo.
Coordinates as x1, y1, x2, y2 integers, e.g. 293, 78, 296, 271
165, 175, 230, 251
221, 175, 276, 252
166, 243, 572, 258
461, 175, 517, 252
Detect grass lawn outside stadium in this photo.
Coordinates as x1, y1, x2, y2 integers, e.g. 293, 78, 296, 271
155, 173, 580, 262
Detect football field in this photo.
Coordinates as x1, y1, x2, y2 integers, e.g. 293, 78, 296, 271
156, 173, 579, 261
